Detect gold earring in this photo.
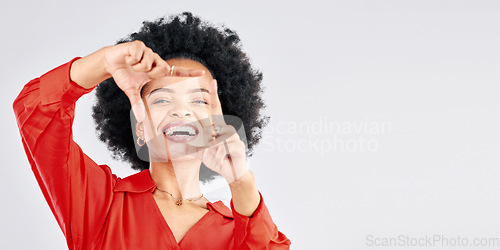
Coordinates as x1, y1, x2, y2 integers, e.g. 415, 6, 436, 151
137, 137, 146, 146
135, 122, 145, 146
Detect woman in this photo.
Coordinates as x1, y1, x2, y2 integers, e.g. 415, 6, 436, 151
13, 12, 291, 249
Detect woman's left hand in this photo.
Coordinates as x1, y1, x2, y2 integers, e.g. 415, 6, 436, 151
192, 79, 260, 215
197, 79, 249, 183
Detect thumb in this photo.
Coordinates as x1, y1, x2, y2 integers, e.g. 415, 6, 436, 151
127, 91, 146, 123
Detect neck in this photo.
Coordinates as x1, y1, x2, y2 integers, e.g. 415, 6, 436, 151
149, 159, 202, 199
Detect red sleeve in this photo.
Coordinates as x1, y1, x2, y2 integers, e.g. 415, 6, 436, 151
230, 191, 292, 249
13, 58, 117, 250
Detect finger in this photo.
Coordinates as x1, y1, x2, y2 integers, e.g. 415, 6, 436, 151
215, 141, 228, 161
195, 117, 215, 145
202, 146, 218, 169
147, 57, 170, 79
209, 79, 223, 116
170, 66, 205, 77
201, 149, 211, 167
212, 144, 226, 173
198, 124, 237, 149
131, 100, 146, 123
131, 48, 156, 72
124, 89, 146, 122
223, 139, 246, 156
215, 140, 236, 181
210, 115, 226, 132
125, 40, 146, 65
214, 125, 239, 144
207, 80, 225, 140
198, 117, 213, 134
184, 118, 213, 150
223, 141, 238, 181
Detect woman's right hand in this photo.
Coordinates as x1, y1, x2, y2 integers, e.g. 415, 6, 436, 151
71, 40, 205, 122
102, 41, 205, 122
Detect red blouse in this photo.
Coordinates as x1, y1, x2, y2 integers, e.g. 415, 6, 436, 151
13, 58, 291, 250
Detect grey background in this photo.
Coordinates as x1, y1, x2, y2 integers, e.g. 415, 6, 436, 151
2, 0, 499, 249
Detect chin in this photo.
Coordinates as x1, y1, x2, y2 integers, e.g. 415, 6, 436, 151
149, 143, 200, 162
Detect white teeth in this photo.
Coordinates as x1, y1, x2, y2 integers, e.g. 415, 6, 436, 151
165, 126, 196, 136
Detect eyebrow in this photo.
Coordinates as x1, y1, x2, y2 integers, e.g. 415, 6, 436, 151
147, 87, 209, 98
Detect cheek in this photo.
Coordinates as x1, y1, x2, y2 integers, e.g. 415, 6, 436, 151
192, 108, 211, 120
142, 121, 157, 140
142, 110, 164, 139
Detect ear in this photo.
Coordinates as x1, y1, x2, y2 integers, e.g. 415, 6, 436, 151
135, 122, 144, 136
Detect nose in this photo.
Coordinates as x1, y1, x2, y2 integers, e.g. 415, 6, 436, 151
169, 102, 192, 118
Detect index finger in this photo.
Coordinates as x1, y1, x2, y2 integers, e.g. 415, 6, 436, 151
168, 65, 205, 77
210, 79, 223, 116
209, 79, 226, 129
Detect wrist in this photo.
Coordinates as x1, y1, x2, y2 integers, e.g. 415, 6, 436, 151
229, 170, 260, 217
70, 47, 112, 89
99, 46, 114, 76
229, 170, 258, 197
228, 170, 254, 190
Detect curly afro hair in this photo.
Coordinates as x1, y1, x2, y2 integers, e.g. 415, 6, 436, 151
92, 12, 269, 183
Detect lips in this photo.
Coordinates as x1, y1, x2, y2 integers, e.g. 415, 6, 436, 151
162, 120, 199, 143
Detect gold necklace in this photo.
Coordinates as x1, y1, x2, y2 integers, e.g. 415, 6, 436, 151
155, 187, 204, 206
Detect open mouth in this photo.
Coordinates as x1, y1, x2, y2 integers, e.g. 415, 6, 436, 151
162, 121, 199, 143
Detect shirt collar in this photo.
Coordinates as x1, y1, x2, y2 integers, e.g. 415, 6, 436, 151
114, 169, 157, 193
207, 201, 233, 219
113, 169, 234, 218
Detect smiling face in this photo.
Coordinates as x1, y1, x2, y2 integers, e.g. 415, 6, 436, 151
139, 58, 214, 162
